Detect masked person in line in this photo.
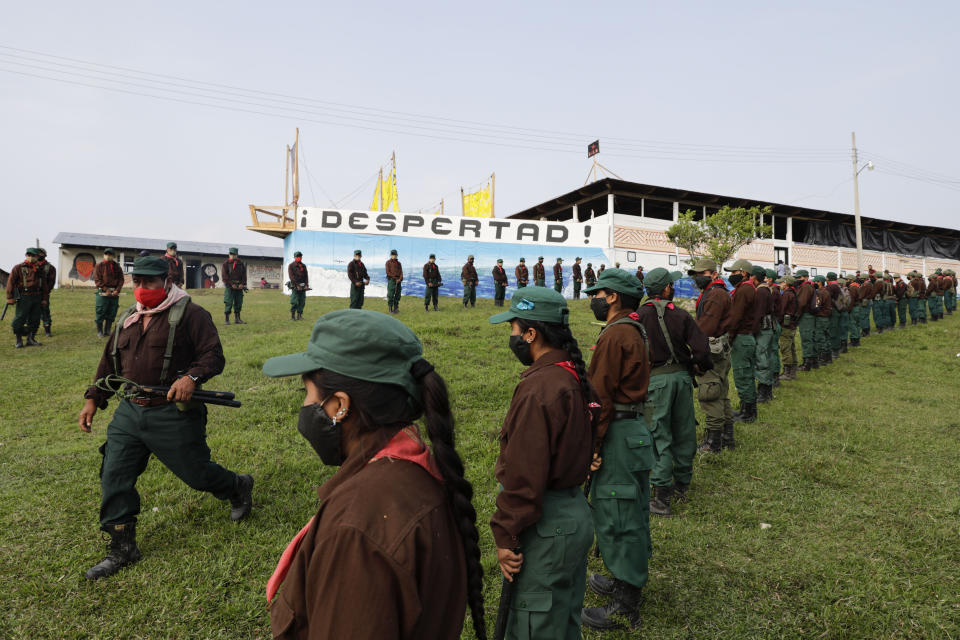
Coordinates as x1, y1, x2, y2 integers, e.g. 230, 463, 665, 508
488, 287, 594, 639
94, 248, 124, 337
261, 310, 486, 640
78, 256, 253, 580
36, 248, 56, 337
581, 269, 652, 632
724, 260, 759, 423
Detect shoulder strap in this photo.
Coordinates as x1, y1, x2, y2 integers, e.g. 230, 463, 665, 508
160, 297, 191, 384
606, 314, 651, 362
650, 300, 679, 364
112, 304, 139, 374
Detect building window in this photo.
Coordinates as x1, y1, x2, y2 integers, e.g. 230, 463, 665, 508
810, 267, 818, 276
668, 254, 678, 266
626, 251, 637, 262
123, 258, 135, 273
642, 198, 674, 221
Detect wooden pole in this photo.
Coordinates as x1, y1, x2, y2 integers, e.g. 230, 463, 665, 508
391, 150, 398, 211
461, 187, 465, 216
491, 172, 496, 218
284, 145, 290, 210
293, 128, 300, 213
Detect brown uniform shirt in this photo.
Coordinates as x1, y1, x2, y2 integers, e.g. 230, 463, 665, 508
816, 286, 833, 317
385, 258, 403, 281
753, 283, 773, 330
94, 260, 125, 292
491, 265, 508, 285
422, 262, 441, 286
288, 261, 309, 287
572, 263, 582, 282
460, 262, 478, 285
347, 259, 368, 286
269, 430, 467, 640
553, 263, 563, 283
727, 280, 757, 336
910, 277, 926, 298
533, 262, 545, 281
6, 261, 49, 303
635, 299, 711, 371
491, 349, 592, 549
222, 258, 247, 288
515, 264, 528, 285
38, 260, 56, 291
847, 282, 861, 304
584, 267, 596, 284
83, 301, 225, 408
895, 281, 907, 299
588, 309, 650, 442
778, 286, 798, 327
162, 254, 184, 286
796, 281, 816, 317
695, 281, 730, 338
859, 280, 874, 300
826, 282, 841, 304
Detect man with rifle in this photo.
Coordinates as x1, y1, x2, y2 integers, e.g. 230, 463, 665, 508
94, 248, 124, 338
5, 247, 48, 348
287, 250, 309, 321
77, 256, 253, 580
222, 247, 247, 324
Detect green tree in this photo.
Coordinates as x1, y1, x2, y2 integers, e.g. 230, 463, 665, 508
666, 205, 773, 268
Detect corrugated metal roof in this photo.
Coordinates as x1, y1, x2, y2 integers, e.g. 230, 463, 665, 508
52, 232, 283, 259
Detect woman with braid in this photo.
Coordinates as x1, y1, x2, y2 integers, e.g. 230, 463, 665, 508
489, 287, 595, 639
262, 310, 486, 640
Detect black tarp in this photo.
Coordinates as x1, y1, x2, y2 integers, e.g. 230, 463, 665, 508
800, 220, 960, 260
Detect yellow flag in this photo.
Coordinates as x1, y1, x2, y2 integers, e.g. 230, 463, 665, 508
370, 172, 382, 210
370, 169, 399, 211
462, 183, 492, 217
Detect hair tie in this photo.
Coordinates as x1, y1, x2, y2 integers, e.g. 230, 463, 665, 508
411, 359, 435, 380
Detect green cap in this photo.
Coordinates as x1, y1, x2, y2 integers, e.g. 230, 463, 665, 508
813, 275, 826, 283
25, 247, 40, 256
725, 259, 753, 273
131, 256, 168, 277
228, 247, 238, 255
293, 251, 302, 257
575, 257, 581, 261
644, 268, 683, 294
167, 242, 177, 250
751, 265, 766, 279
586, 262, 592, 267
354, 249, 362, 256
556, 257, 563, 262
826, 272, 837, 280
467, 255, 474, 260
37, 248, 47, 256
104, 248, 116, 255
429, 254, 436, 259
519, 257, 525, 262
489, 287, 569, 325
794, 269, 809, 277
584, 268, 643, 296
782, 275, 797, 285
687, 257, 718, 275
936, 268, 943, 274
263, 309, 425, 401
497, 259, 503, 264
390, 249, 398, 255
764, 268, 776, 279
538, 256, 544, 260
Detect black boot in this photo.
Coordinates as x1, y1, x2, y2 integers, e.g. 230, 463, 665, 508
15, 334, 24, 349
291, 310, 297, 321
841, 341, 848, 353
433, 305, 438, 311
424, 305, 429, 312
225, 313, 231, 325
734, 402, 756, 423
85, 522, 142, 580
672, 481, 690, 503
96, 321, 104, 338
877, 326, 884, 334
588, 573, 617, 597
773, 374, 780, 388
831, 349, 840, 359
781, 364, 797, 381
649, 485, 672, 517
44, 325, 52, 337
863, 327, 871, 336
697, 429, 722, 453
234, 312, 245, 325
920, 317, 927, 324
722, 421, 736, 450
851, 338, 860, 347
912, 318, 918, 325
26, 333, 41, 346
229, 474, 254, 521
297, 312, 303, 321
582, 579, 643, 631
799, 358, 813, 372
103, 322, 112, 337
757, 384, 773, 404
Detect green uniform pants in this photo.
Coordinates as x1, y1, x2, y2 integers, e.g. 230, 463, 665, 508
591, 415, 654, 589
11, 293, 42, 336
946, 290, 956, 311
848, 307, 861, 340
814, 316, 829, 356
838, 312, 849, 344
872, 299, 885, 329
98, 400, 237, 528
387, 279, 402, 309
462, 284, 476, 307
494, 283, 506, 305
517, 282, 527, 288
861, 302, 872, 330
897, 299, 908, 325
95, 292, 120, 325
828, 310, 841, 351
573, 281, 581, 299
289, 290, 306, 314
798, 314, 817, 359
919, 298, 928, 319
553, 279, 562, 293
908, 297, 919, 322
40, 298, 52, 328
535, 278, 545, 287
930, 295, 943, 316
349, 283, 365, 309
886, 300, 896, 326
423, 285, 438, 308
772, 321, 782, 377
505, 488, 593, 640
779, 326, 797, 366
731, 333, 757, 404
754, 327, 775, 386
696, 347, 732, 432
647, 371, 696, 487
223, 287, 244, 314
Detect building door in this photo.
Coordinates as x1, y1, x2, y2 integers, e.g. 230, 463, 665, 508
774, 247, 789, 268
186, 260, 202, 289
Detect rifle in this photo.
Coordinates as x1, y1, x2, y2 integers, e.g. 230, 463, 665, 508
492, 547, 521, 640
95, 375, 241, 408
1, 290, 20, 321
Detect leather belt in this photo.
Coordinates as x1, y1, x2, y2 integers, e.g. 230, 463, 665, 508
129, 397, 169, 407
613, 410, 641, 420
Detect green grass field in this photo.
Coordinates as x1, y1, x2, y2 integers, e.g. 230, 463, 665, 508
2, 288, 959, 639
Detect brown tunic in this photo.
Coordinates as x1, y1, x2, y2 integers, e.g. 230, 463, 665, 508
859, 280, 874, 300
796, 281, 816, 317
162, 254, 185, 286
491, 349, 592, 549
38, 260, 56, 291
385, 258, 403, 281
422, 262, 441, 286
83, 301, 225, 408
727, 280, 757, 336
288, 261, 309, 287
460, 262, 478, 285
584, 267, 596, 284
847, 282, 861, 304
635, 299, 711, 371
553, 263, 563, 283
588, 308, 650, 442
694, 281, 730, 338
222, 258, 247, 288
533, 262, 545, 281
491, 265, 508, 285
778, 286, 798, 327
6, 261, 49, 303
269, 430, 467, 640
515, 264, 529, 285
910, 277, 926, 298
94, 260, 125, 292
572, 263, 583, 282
753, 284, 773, 330
348, 259, 368, 286
816, 286, 833, 317
895, 281, 908, 299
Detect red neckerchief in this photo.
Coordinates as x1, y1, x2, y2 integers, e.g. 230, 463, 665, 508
849, 282, 860, 288
167, 254, 180, 267
730, 279, 756, 297
828, 280, 838, 285
266, 425, 440, 603
229, 259, 240, 272
695, 279, 726, 309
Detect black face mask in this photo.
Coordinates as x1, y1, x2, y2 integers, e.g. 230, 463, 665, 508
590, 296, 610, 321
297, 402, 343, 466
728, 273, 744, 286
693, 275, 713, 290
509, 334, 534, 366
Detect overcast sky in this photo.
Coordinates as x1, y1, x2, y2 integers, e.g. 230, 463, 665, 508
2, 1, 958, 267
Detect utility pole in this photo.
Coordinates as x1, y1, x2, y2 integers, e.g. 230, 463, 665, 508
851, 131, 864, 272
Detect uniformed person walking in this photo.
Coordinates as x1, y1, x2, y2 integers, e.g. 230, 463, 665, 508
795, 270, 819, 370
638, 269, 711, 517
287, 251, 309, 321
423, 254, 442, 311
689, 259, 734, 452
488, 287, 594, 639
36, 248, 56, 337
6, 247, 48, 348
515, 257, 529, 288
347, 249, 369, 310
752, 266, 776, 404
580, 268, 651, 631
221, 248, 247, 324
77, 256, 253, 580
94, 248, 124, 338
261, 309, 486, 640
461, 255, 479, 308
162, 242, 185, 287
553, 258, 564, 293
491, 259, 508, 307
725, 260, 759, 422
534, 256, 546, 287
572, 257, 584, 299
584, 263, 597, 290
776, 275, 799, 380
385, 249, 403, 314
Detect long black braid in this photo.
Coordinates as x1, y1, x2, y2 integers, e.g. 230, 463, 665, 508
310, 369, 487, 640
515, 319, 594, 408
